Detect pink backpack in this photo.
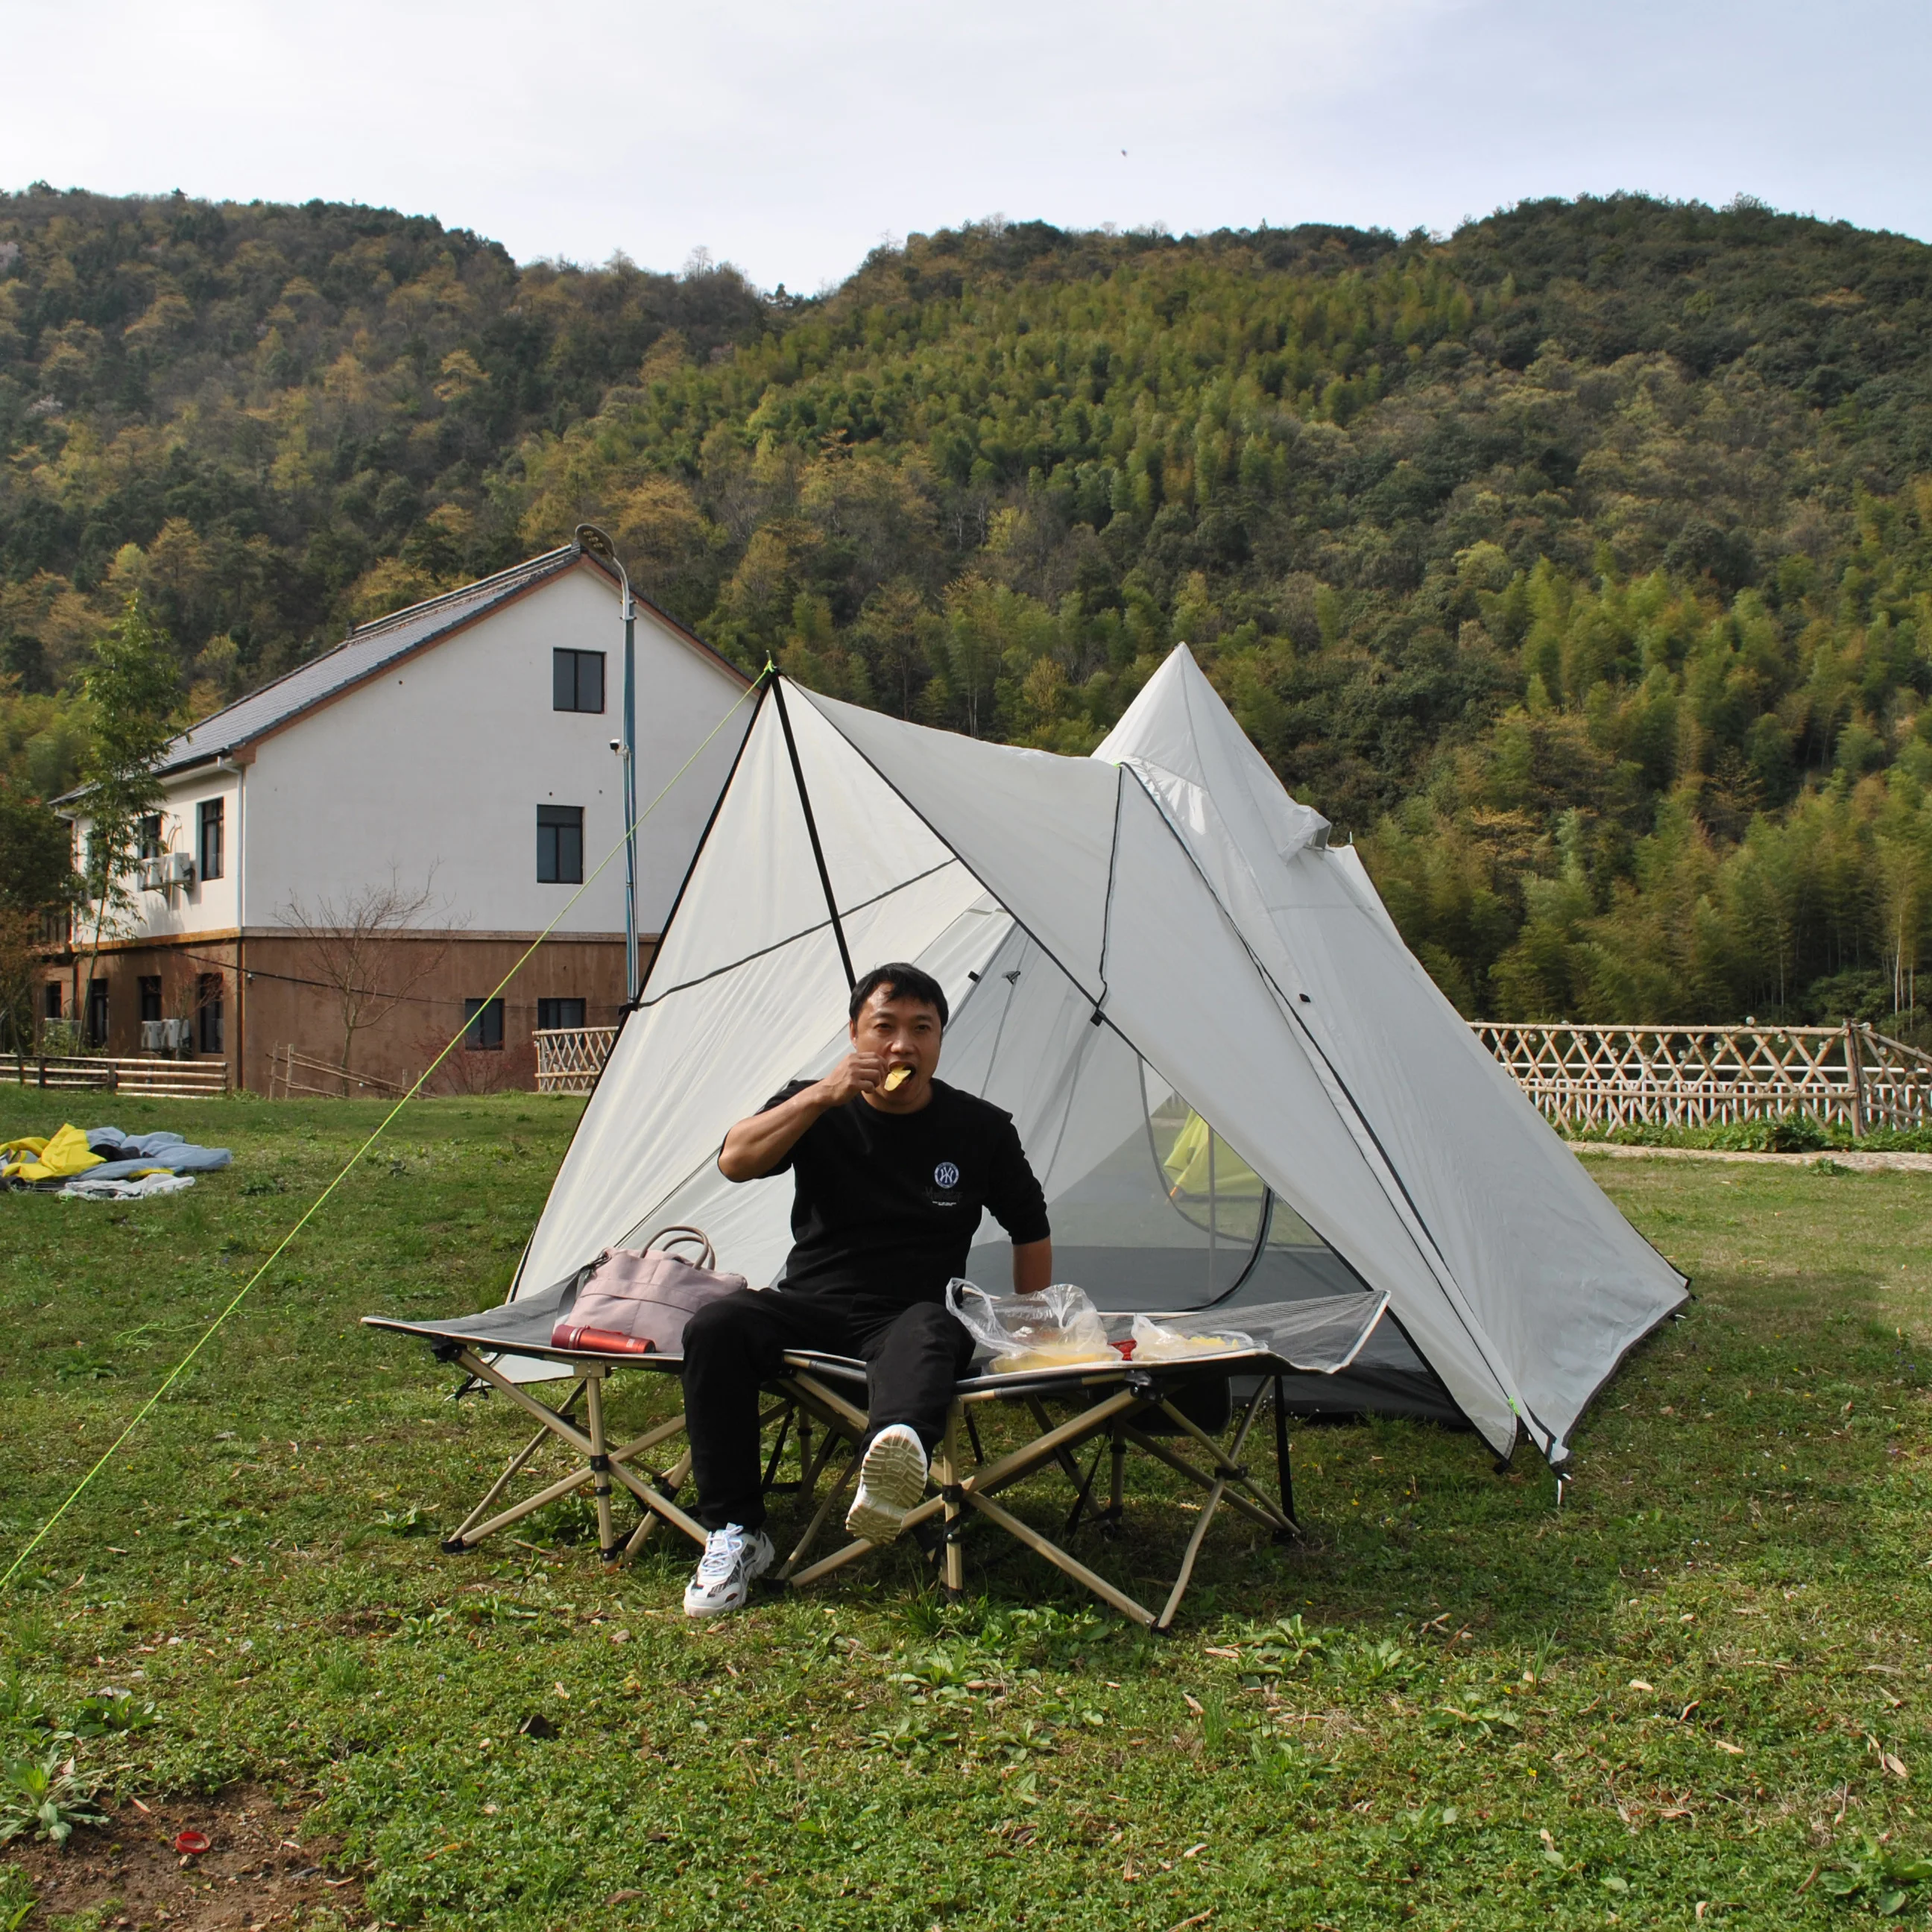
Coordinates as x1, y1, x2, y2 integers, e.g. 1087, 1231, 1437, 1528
550, 1228, 747, 1357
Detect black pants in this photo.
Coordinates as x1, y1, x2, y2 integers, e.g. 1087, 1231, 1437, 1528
681, 1289, 974, 1532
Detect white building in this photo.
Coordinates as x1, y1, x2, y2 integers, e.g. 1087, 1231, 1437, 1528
46, 544, 750, 1090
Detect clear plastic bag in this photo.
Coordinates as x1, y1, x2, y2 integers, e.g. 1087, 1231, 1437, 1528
1128, 1313, 1256, 1362
946, 1280, 1114, 1374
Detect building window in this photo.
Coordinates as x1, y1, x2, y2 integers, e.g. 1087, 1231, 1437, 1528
198, 972, 224, 1053
464, 997, 505, 1052
139, 976, 162, 1023
537, 997, 587, 1032
537, 805, 584, 883
138, 815, 163, 861
552, 648, 606, 714
198, 798, 224, 881
44, 982, 63, 1020
86, 979, 108, 1047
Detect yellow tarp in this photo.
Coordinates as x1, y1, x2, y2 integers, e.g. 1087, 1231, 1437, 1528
1162, 1111, 1263, 1199
0, 1123, 104, 1184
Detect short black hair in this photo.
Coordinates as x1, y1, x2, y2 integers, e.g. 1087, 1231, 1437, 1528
849, 962, 948, 1030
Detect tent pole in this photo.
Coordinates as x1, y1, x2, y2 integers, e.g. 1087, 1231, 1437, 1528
771, 676, 856, 988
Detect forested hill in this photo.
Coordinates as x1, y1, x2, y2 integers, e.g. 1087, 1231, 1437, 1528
8, 186, 1932, 1031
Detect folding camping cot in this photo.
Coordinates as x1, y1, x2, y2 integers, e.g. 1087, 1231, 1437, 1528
364, 1285, 1386, 1630
367, 645, 1685, 1621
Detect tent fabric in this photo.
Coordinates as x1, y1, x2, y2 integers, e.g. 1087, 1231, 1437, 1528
509, 657, 1685, 1462
1092, 648, 1688, 1459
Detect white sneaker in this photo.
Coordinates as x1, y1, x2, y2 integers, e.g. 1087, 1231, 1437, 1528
682, 1523, 774, 1617
845, 1424, 929, 1544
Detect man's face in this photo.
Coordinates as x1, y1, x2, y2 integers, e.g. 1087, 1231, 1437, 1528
850, 987, 942, 1103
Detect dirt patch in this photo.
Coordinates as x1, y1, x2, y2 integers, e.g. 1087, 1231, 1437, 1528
3, 1783, 364, 1930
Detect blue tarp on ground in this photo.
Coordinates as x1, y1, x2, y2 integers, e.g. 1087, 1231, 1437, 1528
80, 1126, 233, 1180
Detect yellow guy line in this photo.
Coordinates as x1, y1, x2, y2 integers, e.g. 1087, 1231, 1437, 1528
1, 670, 768, 1591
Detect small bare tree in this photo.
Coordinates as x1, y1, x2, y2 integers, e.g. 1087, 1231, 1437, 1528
279, 869, 462, 1090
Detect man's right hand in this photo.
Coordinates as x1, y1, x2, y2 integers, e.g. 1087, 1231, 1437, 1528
815, 1050, 886, 1108
720, 1058, 876, 1181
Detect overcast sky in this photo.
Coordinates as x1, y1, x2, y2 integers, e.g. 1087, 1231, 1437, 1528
4, 0, 1928, 291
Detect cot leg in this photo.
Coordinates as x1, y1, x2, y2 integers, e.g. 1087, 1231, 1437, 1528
794, 1423, 841, 1501
1272, 1376, 1298, 1536
1026, 1395, 1090, 1495
445, 1380, 584, 1552
1063, 1439, 1107, 1538
1102, 1421, 1126, 1536
965, 1407, 986, 1466
1155, 1386, 1269, 1629
777, 1446, 862, 1579
936, 1402, 966, 1597
760, 1404, 795, 1493
584, 1368, 618, 1562
622, 1450, 692, 1558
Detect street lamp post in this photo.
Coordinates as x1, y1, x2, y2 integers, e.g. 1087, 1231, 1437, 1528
574, 524, 638, 1003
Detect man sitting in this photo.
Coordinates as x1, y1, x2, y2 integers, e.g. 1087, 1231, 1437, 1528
679, 961, 1052, 1617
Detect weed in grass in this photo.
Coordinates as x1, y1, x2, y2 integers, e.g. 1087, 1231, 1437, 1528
0, 1750, 107, 1847
1822, 1836, 1932, 1914
373, 1505, 434, 1538
1248, 1734, 1332, 1799
1196, 1686, 1229, 1752
50, 1345, 118, 1383
0, 1866, 34, 1932
63, 1694, 156, 1739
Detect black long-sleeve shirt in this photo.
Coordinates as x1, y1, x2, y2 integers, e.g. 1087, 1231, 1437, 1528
746, 1078, 1051, 1305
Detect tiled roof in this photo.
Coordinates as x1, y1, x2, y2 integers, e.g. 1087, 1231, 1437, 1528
96, 546, 746, 800
149, 546, 585, 781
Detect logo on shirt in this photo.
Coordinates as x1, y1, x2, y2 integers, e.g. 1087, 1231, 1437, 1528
933, 1161, 960, 1190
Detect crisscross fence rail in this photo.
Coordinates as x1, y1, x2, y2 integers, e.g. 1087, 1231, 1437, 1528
533, 1016, 1932, 1131
1470, 1021, 1932, 1134
534, 1025, 619, 1094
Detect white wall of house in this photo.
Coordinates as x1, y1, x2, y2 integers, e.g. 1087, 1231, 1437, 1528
81, 561, 749, 947
69, 765, 242, 942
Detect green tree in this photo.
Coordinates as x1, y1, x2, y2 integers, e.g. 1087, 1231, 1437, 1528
75, 598, 180, 1044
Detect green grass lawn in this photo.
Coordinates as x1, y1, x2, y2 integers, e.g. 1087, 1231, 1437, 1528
1, 1090, 1929, 1930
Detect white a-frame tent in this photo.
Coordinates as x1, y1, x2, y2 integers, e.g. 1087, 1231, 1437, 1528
513, 648, 1686, 1465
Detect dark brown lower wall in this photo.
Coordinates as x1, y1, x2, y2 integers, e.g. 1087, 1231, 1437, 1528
35, 932, 647, 1095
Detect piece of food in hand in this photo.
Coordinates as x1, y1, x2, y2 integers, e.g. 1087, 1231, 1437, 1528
883, 1064, 912, 1091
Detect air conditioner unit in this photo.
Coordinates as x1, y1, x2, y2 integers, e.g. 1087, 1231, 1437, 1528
138, 857, 167, 891
162, 1017, 191, 1052
161, 851, 196, 888
141, 1020, 167, 1052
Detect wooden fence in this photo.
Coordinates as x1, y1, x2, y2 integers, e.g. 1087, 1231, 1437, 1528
1470, 1021, 1932, 1134
534, 1026, 619, 1095
2, 1053, 230, 1099
533, 1017, 1932, 1132
537, 1012, 1932, 1128
265, 1045, 409, 1100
